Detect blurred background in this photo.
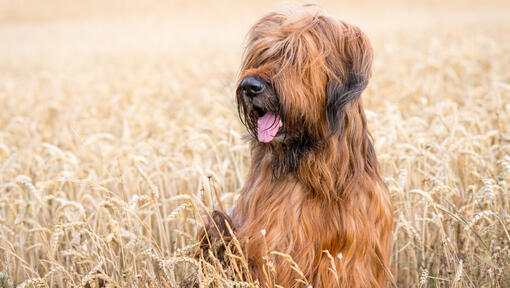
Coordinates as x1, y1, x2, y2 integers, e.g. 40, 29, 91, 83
2, 0, 510, 65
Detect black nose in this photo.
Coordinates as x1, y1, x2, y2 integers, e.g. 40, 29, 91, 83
240, 76, 265, 97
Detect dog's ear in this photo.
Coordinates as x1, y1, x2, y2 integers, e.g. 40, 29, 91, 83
326, 24, 373, 134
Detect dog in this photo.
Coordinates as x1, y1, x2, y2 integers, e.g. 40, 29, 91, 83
199, 5, 393, 288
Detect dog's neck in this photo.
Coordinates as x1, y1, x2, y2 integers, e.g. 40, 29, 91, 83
250, 122, 381, 202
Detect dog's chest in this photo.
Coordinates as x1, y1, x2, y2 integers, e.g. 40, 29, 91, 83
233, 174, 337, 246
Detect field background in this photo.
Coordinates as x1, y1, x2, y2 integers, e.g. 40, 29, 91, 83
1, 0, 510, 287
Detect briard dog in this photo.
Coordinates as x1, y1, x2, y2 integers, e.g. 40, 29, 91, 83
199, 4, 393, 288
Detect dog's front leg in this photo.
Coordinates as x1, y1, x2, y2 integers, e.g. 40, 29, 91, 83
197, 210, 235, 260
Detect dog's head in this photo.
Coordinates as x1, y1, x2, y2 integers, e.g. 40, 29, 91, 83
236, 5, 373, 148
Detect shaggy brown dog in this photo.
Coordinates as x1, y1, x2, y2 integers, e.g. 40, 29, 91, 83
200, 5, 393, 288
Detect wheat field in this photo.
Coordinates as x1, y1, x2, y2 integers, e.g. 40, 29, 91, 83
0, 1, 510, 287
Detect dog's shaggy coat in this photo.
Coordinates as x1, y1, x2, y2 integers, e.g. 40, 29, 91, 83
200, 5, 393, 288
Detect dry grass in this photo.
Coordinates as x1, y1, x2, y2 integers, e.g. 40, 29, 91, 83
1, 1, 510, 287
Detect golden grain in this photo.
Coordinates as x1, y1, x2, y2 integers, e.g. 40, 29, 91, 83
0, 1, 509, 287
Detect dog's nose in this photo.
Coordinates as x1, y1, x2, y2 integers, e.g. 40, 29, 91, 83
241, 77, 265, 97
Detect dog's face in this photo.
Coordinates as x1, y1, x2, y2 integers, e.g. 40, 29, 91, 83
236, 5, 373, 148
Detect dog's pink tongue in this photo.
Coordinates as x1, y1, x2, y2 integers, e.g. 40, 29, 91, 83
257, 112, 280, 143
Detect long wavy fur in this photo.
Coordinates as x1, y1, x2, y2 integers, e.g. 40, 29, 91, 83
200, 5, 393, 288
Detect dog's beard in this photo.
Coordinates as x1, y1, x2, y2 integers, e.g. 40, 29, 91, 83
244, 110, 323, 177
237, 89, 327, 176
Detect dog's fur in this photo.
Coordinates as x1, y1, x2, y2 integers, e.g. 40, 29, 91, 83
199, 5, 393, 288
